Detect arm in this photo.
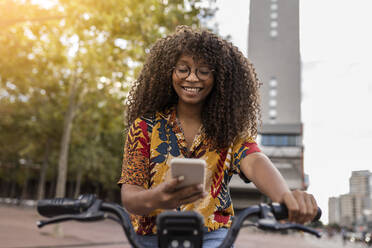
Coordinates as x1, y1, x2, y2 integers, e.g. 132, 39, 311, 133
121, 178, 206, 216
240, 152, 318, 223
240, 152, 290, 202
121, 184, 156, 216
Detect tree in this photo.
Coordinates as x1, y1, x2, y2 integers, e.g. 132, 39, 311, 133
0, 0, 217, 199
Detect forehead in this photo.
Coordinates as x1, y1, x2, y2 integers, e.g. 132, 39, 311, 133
176, 54, 208, 66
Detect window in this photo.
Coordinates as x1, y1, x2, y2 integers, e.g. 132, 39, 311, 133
270, 29, 278, 37
269, 3, 279, 38
261, 135, 301, 147
269, 89, 277, 97
269, 109, 277, 118
270, 12, 278, 19
269, 78, 278, 87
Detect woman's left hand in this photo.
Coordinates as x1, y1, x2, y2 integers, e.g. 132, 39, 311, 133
281, 190, 318, 224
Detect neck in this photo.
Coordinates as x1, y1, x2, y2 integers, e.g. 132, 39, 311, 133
176, 102, 203, 122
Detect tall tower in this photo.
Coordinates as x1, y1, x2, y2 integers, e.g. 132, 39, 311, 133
230, 0, 305, 208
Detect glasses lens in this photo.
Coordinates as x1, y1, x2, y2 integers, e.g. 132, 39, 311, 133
197, 67, 212, 81
175, 65, 190, 79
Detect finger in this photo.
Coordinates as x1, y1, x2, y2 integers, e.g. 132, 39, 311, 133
303, 194, 315, 223
164, 176, 184, 193
179, 191, 207, 206
175, 183, 204, 198
293, 191, 308, 224
174, 184, 205, 205
282, 192, 299, 222
310, 194, 319, 221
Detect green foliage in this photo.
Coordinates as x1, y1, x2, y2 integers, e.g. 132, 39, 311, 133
0, 0, 216, 199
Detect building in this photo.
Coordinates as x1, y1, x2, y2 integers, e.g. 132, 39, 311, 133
329, 197, 341, 224
339, 193, 366, 227
328, 170, 372, 229
350, 170, 372, 199
229, 0, 305, 209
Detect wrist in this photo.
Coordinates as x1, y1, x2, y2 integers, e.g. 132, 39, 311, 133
274, 190, 291, 203
145, 187, 159, 212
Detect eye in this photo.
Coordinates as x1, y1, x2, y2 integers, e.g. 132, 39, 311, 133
198, 67, 211, 75
175, 65, 189, 73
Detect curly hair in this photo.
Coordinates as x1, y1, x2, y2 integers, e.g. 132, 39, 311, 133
126, 25, 261, 149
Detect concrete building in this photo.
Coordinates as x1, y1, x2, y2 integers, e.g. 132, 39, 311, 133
350, 170, 372, 199
230, 0, 305, 209
328, 170, 372, 228
339, 194, 354, 227
328, 197, 341, 224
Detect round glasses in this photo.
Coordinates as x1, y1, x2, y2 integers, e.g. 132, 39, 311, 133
173, 64, 214, 81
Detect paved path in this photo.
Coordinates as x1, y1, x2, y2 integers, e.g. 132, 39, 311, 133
0, 205, 363, 248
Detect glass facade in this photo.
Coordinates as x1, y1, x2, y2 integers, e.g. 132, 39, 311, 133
261, 134, 301, 146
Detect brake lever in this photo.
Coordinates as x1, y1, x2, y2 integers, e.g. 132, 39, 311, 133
280, 223, 322, 238
37, 211, 106, 228
257, 219, 322, 238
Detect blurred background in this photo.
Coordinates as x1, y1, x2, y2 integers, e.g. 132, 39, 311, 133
1, 0, 372, 237
0, 0, 219, 204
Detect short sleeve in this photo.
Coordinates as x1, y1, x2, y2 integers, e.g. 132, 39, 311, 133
117, 118, 151, 187
231, 136, 261, 183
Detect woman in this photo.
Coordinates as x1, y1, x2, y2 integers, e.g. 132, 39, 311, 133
118, 25, 318, 247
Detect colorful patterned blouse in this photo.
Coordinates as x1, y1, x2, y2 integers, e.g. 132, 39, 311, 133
117, 107, 261, 235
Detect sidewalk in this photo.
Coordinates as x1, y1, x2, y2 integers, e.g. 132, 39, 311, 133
1, 204, 129, 248
0, 204, 361, 248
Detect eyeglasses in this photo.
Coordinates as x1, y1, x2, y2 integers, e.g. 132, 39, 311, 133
173, 64, 214, 81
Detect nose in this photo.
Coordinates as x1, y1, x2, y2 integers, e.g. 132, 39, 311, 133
185, 70, 199, 82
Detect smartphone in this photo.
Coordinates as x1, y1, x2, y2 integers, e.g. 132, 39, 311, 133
170, 158, 206, 190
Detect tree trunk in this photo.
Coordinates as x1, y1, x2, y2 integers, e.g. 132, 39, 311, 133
74, 166, 83, 198
55, 79, 79, 198
37, 139, 51, 200
9, 180, 16, 198
21, 166, 29, 199
49, 176, 56, 198
9, 164, 18, 198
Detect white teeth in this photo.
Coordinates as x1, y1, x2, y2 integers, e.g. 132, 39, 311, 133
183, 87, 200, 92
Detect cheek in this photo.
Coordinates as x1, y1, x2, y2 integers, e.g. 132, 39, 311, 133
206, 80, 214, 91
171, 73, 178, 87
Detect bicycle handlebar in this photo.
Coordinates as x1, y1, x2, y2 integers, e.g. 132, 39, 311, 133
37, 195, 322, 248
37, 194, 97, 218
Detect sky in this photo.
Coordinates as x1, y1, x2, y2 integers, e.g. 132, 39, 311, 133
211, 0, 372, 223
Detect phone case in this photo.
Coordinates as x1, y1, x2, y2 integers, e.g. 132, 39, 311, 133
170, 158, 206, 189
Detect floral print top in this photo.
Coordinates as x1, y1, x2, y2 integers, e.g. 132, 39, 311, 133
118, 107, 261, 235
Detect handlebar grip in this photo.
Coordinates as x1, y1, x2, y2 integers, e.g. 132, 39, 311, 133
271, 203, 322, 222
37, 194, 96, 218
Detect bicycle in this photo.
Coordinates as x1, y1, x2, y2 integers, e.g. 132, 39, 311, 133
37, 194, 322, 248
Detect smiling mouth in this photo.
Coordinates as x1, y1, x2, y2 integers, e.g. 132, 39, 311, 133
182, 86, 202, 93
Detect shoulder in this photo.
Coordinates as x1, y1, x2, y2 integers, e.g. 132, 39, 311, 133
231, 134, 261, 155
127, 107, 174, 137
127, 115, 155, 139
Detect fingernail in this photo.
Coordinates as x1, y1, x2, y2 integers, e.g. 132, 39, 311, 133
178, 176, 184, 181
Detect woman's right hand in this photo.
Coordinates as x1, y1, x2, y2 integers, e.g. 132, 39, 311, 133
151, 176, 207, 210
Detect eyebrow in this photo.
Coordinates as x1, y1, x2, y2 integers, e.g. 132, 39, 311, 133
176, 60, 210, 67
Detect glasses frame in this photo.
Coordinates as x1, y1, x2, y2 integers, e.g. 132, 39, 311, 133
173, 64, 214, 81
